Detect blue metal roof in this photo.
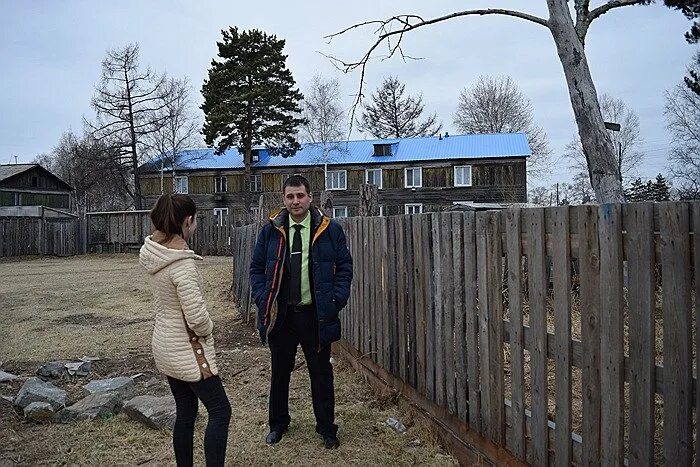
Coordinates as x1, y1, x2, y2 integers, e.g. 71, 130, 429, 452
139, 133, 530, 172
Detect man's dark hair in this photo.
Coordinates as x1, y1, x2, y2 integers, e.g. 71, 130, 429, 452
283, 174, 311, 194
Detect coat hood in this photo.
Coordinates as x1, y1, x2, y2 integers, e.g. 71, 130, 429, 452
139, 236, 202, 275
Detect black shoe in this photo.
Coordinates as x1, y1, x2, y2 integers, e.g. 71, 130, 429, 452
266, 428, 287, 445
323, 435, 340, 449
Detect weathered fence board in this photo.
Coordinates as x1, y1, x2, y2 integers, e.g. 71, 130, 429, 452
226, 202, 700, 467
551, 206, 572, 467
660, 202, 693, 465
624, 203, 656, 466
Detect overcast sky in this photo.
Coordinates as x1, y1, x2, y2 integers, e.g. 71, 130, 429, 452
1, 0, 696, 187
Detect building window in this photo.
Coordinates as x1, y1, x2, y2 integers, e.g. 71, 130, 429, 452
215, 176, 228, 193
326, 170, 347, 191
250, 174, 262, 192
454, 165, 473, 187
365, 168, 383, 189
31, 176, 38, 187
174, 176, 189, 194
405, 167, 422, 188
251, 149, 261, 162
373, 143, 392, 156
250, 207, 260, 220
280, 173, 292, 189
332, 206, 348, 218
213, 207, 229, 226
405, 203, 423, 215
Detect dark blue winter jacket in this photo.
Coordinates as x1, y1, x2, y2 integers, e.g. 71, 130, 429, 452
249, 207, 353, 347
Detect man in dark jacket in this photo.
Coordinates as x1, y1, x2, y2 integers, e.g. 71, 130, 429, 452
249, 175, 353, 449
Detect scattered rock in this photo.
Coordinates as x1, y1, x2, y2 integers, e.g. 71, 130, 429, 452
83, 377, 134, 397
144, 377, 162, 389
123, 395, 176, 429
14, 377, 68, 411
37, 361, 90, 379
386, 417, 407, 434
0, 371, 18, 383
23, 401, 55, 422
55, 391, 123, 423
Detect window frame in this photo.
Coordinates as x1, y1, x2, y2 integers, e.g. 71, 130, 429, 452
214, 175, 228, 193
454, 165, 473, 187
326, 170, 347, 191
404, 203, 423, 215
213, 207, 229, 226
249, 174, 262, 192
365, 168, 383, 189
332, 206, 348, 218
404, 167, 423, 188
174, 176, 189, 194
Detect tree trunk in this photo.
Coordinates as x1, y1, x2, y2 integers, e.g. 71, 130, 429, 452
124, 68, 143, 210
546, 0, 624, 203
244, 107, 253, 224
320, 190, 334, 216
359, 183, 379, 216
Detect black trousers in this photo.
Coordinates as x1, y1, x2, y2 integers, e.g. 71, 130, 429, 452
167, 375, 231, 467
268, 306, 337, 437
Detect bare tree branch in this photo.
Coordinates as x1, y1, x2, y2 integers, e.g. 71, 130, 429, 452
324, 10, 548, 139
587, 0, 650, 22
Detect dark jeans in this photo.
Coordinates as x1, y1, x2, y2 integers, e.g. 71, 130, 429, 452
268, 306, 337, 437
167, 375, 231, 467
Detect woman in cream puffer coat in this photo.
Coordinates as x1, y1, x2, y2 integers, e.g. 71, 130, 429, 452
140, 237, 218, 381
139, 194, 230, 467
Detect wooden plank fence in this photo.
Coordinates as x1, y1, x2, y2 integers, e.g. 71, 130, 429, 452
1, 209, 240, 257
0, 216, 80, 257
229, 201, 699, 466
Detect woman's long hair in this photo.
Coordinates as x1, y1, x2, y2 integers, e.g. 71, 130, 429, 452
150, 194, 197, 243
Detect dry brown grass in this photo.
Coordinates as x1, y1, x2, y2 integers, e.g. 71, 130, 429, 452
0, 254, 456, 466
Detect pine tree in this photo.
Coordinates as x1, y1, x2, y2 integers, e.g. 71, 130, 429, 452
201, 27, 305, 217
359, 76, 441, 138
625, 178, 647, 202
652, 173, 672, 201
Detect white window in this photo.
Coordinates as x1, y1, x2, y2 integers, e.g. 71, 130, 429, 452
365, 168, 383, 189
250, 207, 260, 220
215, 176, 228, 193
332, 206, 348, 218
251, 149, 260, 162
213, 208, 229, 226
454, 165, 473, 187
404, 167, 422, 188
250, 174, 262, 192
326, 170, 347, 190
174, 176, 189, 194
405, 203, 423, 215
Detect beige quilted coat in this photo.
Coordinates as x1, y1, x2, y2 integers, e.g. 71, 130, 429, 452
139, 236, 218, 382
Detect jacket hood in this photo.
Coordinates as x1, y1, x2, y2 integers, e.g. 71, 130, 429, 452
139, 236, 202, 275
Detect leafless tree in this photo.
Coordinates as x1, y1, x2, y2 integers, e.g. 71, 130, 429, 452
34, 131, 132, 212
299, 74, 348, 182
453, 75, 551, 179
323, 1, 668, 203
665, 55, 700, 198
359, 76, 441, 138
86, 43, 174, 209
142, 77, 205, 192
528, 185, 553, 206
565, 93, 644, 186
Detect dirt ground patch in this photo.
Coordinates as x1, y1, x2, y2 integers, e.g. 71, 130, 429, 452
0, 254, 456, 466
